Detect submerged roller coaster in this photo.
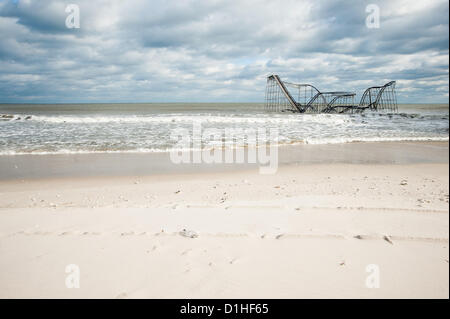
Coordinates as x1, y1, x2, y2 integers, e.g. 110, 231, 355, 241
265, 74, 397, 114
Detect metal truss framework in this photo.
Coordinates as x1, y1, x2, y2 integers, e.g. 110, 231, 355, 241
359, 81, 398, 112
265, 74, 397, 114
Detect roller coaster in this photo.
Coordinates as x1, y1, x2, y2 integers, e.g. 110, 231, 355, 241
265, 74, 397, 114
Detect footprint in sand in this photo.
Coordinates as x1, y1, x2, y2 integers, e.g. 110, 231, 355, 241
59, 231, 71, 236
229, 258, 238, 264
181, 249, 192, 256
120, 231, 135, 236
179, 229, 198, 238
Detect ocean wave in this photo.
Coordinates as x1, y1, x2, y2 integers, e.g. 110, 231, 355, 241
302, 136, 449, 145
0, 147, 189, 156
0, 114, 33, 121
0, 113, 365, 125
3, 112, 446, 125
0, 136, 447, 156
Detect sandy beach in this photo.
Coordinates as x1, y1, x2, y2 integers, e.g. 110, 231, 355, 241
0, 141, 448, 298
0, 0, 448, 305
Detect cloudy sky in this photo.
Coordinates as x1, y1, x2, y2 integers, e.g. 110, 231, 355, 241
0, 0, 448, 103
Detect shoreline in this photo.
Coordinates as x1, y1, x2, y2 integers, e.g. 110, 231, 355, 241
0, 141, 448, 181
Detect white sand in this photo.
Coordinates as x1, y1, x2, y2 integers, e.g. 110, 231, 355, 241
0, 163, 448, 298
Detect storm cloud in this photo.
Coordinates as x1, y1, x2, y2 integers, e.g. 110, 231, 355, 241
0, 0, 448, 103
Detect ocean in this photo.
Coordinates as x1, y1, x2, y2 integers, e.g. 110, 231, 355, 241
0, 103, 448, 155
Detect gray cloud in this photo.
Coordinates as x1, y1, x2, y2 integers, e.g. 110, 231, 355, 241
0, 0, 448, 103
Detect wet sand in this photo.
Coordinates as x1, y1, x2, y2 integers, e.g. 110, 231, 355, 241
0, 141, 448, 180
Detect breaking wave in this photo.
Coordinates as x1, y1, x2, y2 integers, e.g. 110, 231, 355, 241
0, 104, 448, 155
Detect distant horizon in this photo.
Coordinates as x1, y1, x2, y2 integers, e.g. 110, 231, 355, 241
0, 101, 449, 106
